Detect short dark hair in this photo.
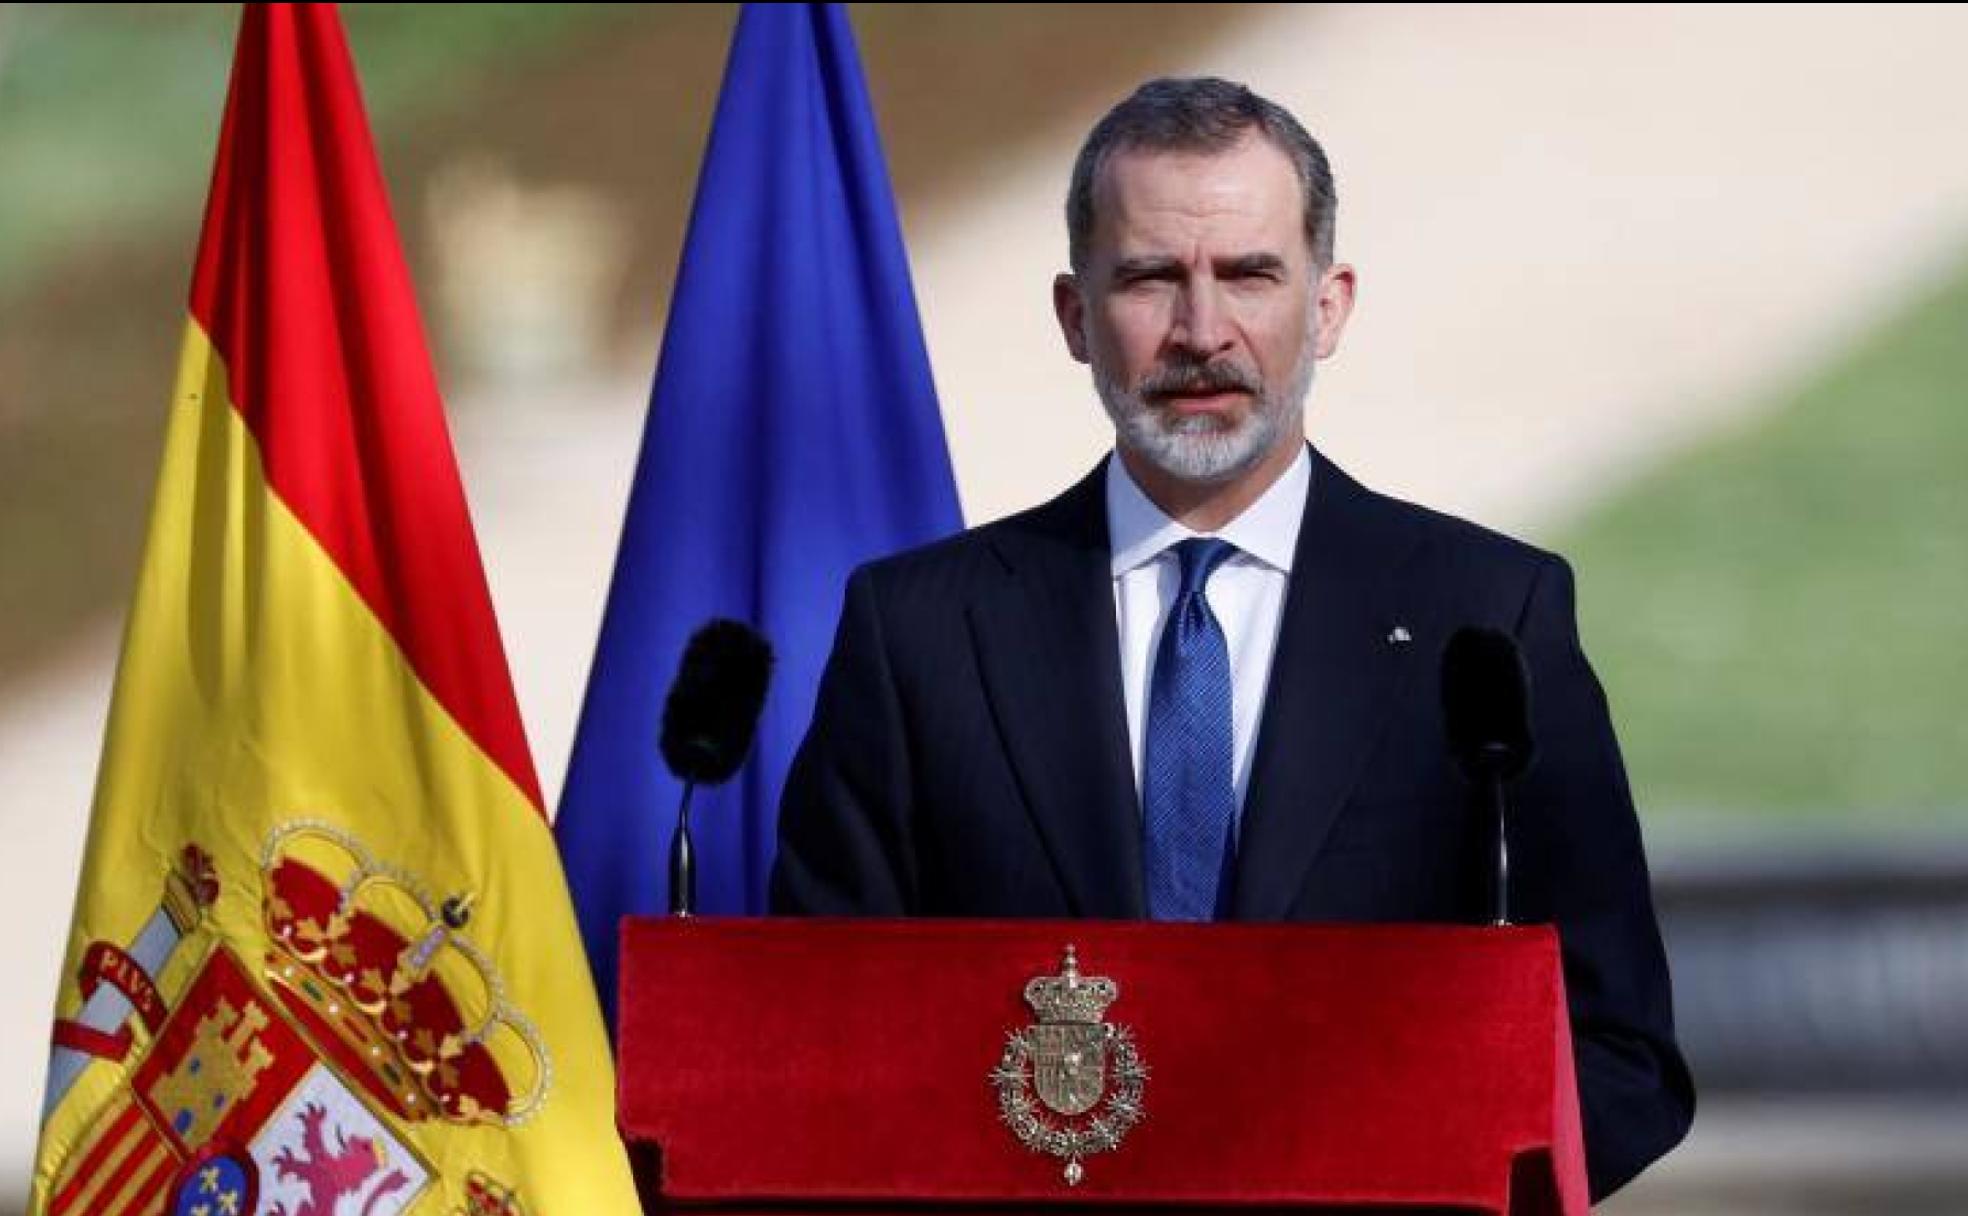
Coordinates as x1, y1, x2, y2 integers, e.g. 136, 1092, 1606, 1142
1067, 77, 1336, 272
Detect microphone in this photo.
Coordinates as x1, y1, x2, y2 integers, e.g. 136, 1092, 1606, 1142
660, 620, 774, 916
1441, 627, 1535, 925
1442, 627, 1535, 781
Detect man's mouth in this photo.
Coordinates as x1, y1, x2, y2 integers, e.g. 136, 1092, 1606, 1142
1151, 386, 1251, 415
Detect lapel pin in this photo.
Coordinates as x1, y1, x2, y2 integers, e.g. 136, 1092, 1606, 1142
1387, 626, 1412, 645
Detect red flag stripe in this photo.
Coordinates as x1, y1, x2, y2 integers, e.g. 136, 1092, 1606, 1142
186, 3, 541, 808
49, 1103, 141, 1214
49, 1104, 154, 1216
99, 1141, 176, 1216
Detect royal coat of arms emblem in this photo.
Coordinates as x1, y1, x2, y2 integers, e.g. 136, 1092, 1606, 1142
990, 946, 1147, 1185
43, 823, 545, 1216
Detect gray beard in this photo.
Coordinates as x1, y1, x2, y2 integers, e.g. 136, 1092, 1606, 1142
1095, 348, 1315, 485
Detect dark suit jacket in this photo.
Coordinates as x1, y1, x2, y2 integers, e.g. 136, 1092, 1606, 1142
772, 447, 1693, 1199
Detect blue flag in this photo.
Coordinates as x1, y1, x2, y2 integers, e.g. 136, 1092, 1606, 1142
555, 2, 963, 1029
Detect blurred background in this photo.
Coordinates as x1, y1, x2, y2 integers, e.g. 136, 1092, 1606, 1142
2, 4, 1965, 1212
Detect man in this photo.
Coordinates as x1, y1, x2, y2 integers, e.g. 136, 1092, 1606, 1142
772, 78, 1693, 1199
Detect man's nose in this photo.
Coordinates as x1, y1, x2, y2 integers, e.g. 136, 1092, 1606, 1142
1169, 281, 1235, 359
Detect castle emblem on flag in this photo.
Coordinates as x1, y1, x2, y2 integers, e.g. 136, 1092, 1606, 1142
990, 945, 1147, 1186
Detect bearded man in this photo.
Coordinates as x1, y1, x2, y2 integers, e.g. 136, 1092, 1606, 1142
771, 76, 1692, 1200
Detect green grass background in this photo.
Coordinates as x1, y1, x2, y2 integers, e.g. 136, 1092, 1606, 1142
1561, 257, 1968, 830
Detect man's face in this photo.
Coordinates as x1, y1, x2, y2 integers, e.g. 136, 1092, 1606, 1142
1055, 134, 1354, 486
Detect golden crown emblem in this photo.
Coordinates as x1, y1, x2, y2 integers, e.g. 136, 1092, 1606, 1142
1022, 947, 1120, 1025
258, 820, 549, 1126
454, 1170, 527, 1216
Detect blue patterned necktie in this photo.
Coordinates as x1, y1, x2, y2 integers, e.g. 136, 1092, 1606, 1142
1143, 537, 1239, 921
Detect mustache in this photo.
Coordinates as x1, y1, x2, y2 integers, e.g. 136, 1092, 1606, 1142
1137, 361, 1261, 400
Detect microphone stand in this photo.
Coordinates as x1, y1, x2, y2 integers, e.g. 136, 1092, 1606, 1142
1486, 769, 1510, 927
669, 781, 698, 918
1477, 743, 1513, 927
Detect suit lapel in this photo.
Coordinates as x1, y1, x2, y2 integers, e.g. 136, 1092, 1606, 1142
1231, 449, 1431, 920
968, 463, 1145, 918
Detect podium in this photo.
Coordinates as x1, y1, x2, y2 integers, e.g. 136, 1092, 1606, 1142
617, 919, 1588, 1214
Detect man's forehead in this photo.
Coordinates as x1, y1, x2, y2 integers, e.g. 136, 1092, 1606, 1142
1092, 136, 1302, 249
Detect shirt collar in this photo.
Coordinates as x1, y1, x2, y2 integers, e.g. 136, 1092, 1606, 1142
1106, 444, 1311, 578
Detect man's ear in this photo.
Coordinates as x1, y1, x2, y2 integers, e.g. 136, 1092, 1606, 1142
1313, 262, 1357, 360
1053, 272, 1091, 365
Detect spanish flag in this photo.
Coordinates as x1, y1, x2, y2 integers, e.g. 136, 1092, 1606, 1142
30, 6, 638, 1213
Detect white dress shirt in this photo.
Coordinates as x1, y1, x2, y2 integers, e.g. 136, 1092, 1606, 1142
1107, 446, 1310, 812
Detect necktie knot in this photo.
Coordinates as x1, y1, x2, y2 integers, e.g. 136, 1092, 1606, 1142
1172, 537, 1237, 600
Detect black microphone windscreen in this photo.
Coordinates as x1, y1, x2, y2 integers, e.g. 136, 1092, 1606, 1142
1441, 626, 1535, 781
659, 619, 775, 786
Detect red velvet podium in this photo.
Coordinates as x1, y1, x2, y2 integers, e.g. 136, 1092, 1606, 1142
618, 919, 1588, 1214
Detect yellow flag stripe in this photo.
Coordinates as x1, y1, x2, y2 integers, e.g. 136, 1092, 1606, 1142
97, 1141, 171, 1216
52, 1104, 143, 1216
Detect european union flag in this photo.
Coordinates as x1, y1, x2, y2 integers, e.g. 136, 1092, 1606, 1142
555, 3, 962, 1030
